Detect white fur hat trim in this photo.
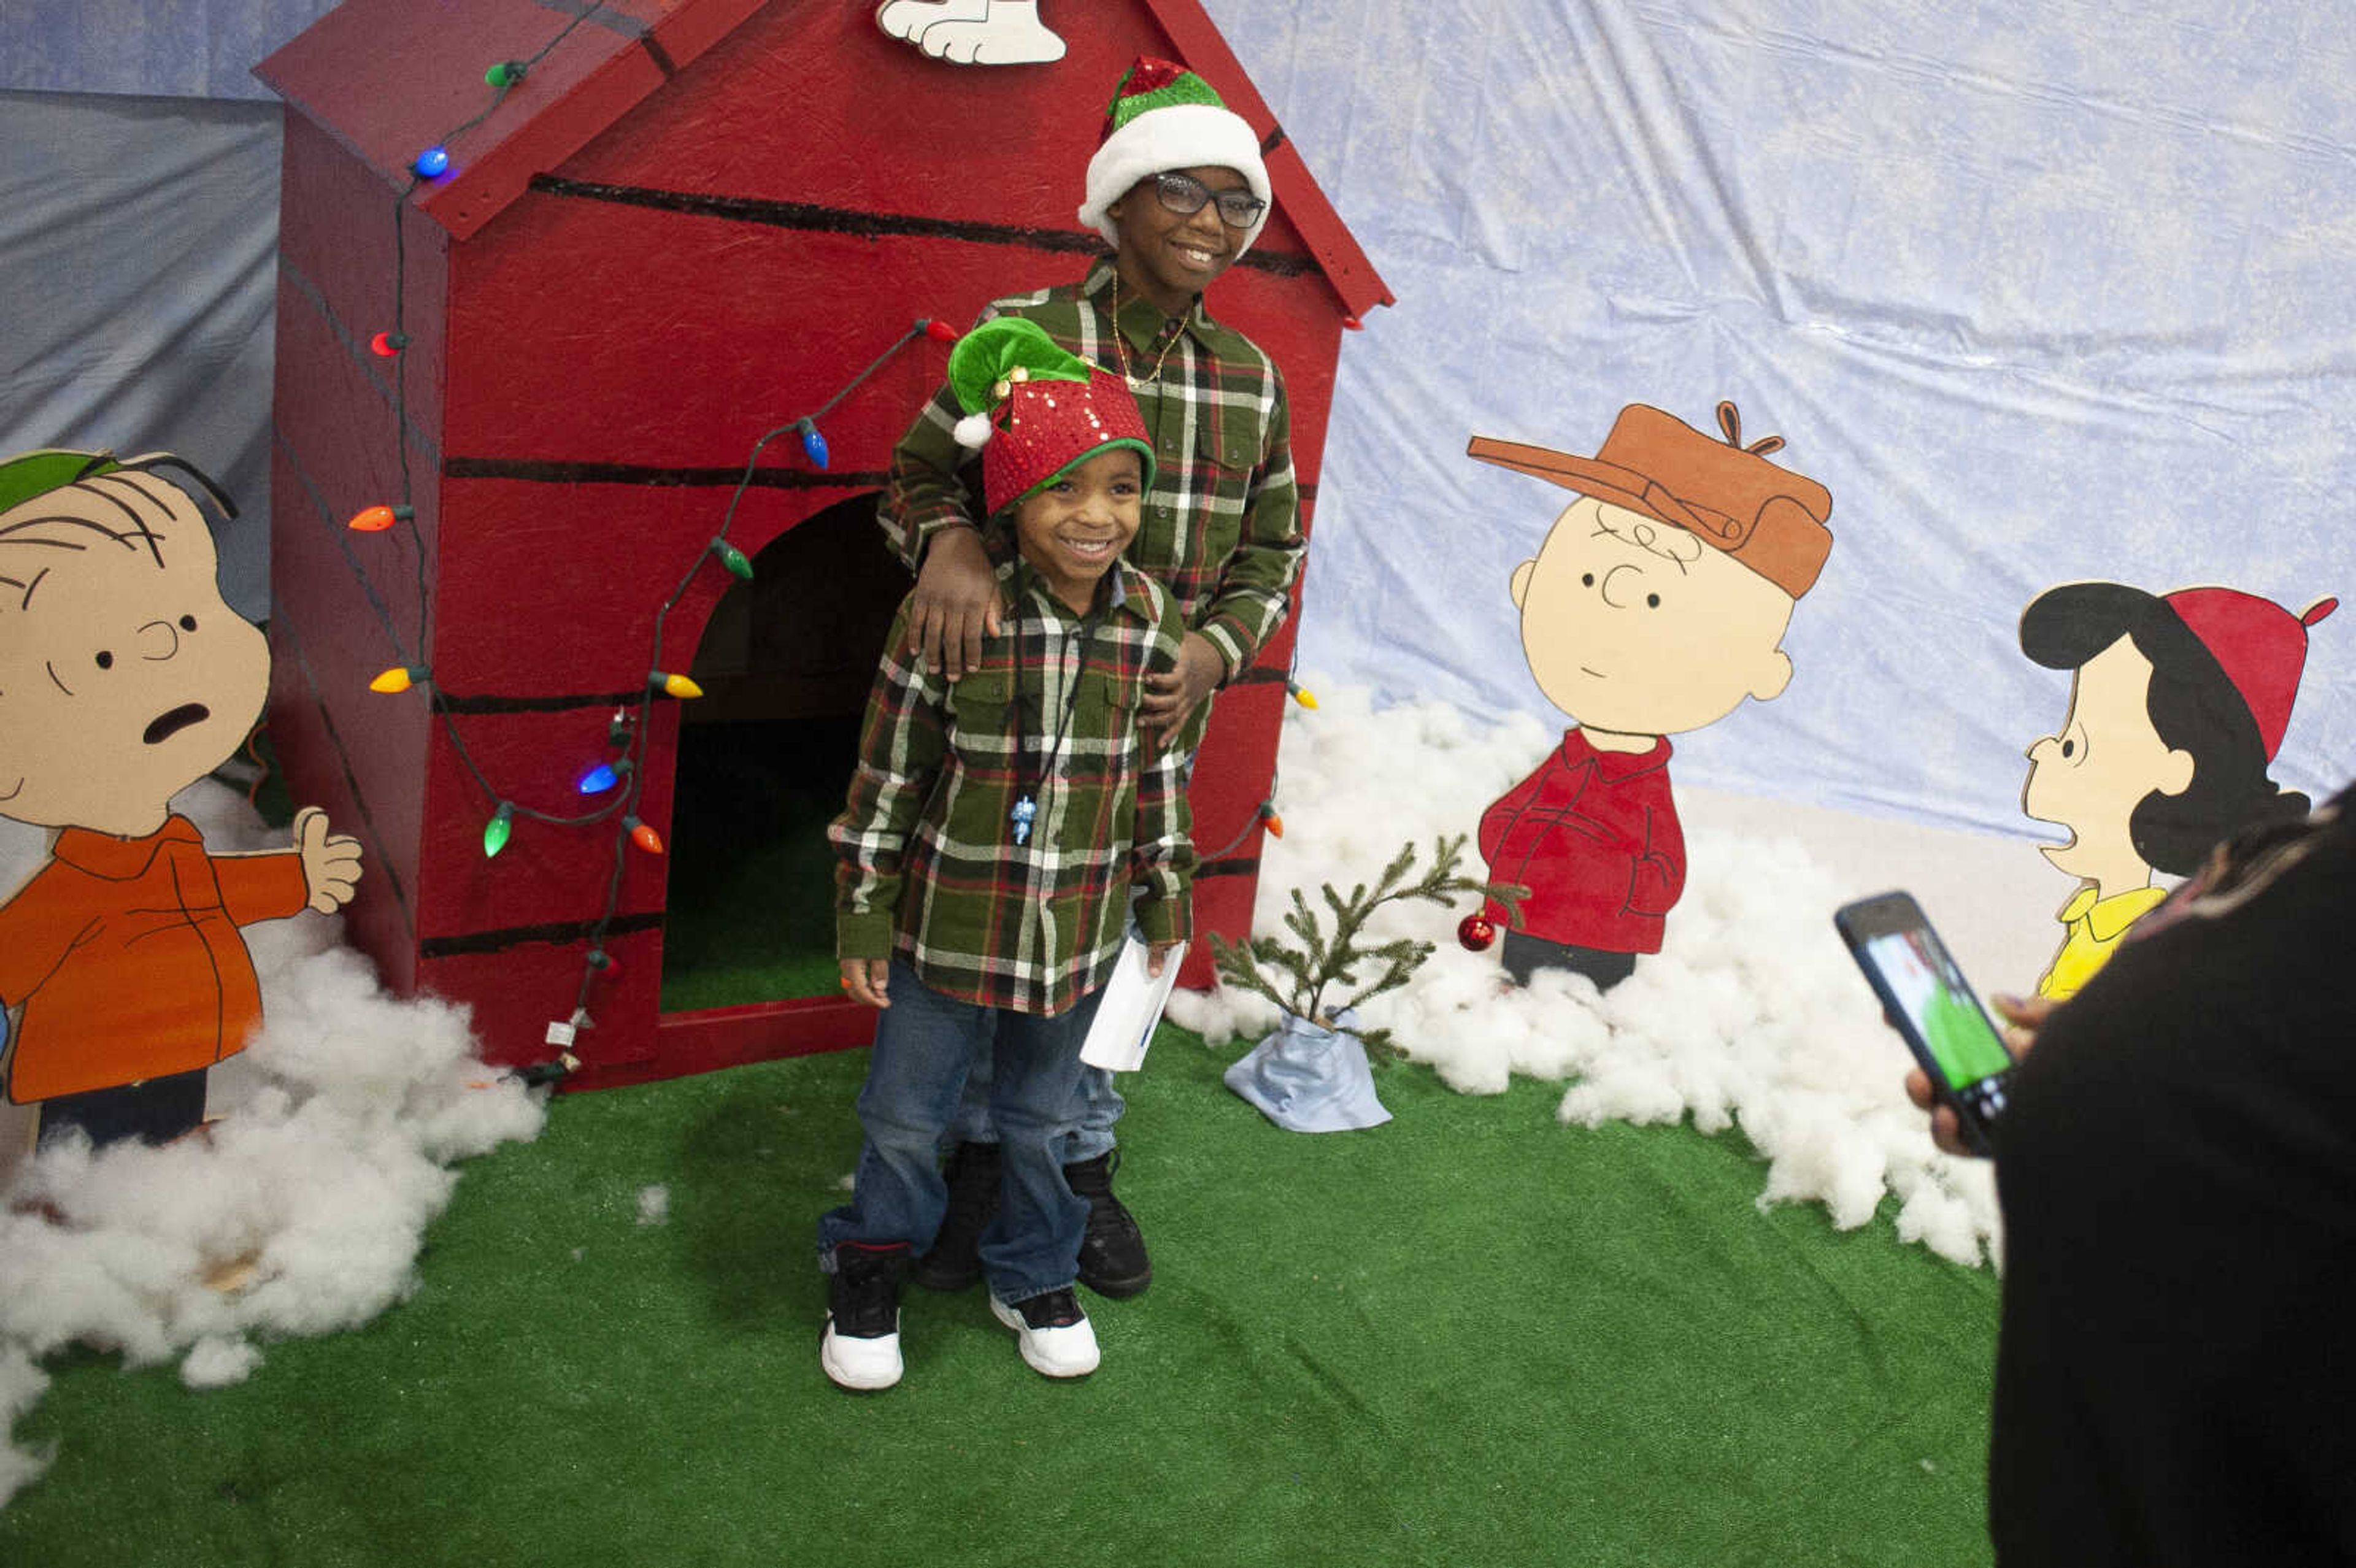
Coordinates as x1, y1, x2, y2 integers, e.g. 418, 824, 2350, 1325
1076, 102, 1271, 259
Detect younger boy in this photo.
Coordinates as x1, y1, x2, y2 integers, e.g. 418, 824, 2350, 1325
882, 56, 1302, 1297
820, 319, 1192, 1391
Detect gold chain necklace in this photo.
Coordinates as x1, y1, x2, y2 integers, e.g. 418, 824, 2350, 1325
1107, 272, 1184, 390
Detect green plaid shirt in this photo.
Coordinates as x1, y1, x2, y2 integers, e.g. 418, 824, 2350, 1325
885, 260, 1303, 753
832, 554, 1195, 1017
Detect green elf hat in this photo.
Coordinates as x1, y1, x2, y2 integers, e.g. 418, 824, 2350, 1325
947, 318, 1155, 518
0, 447, 237, 520
1077, 56, 1271, 258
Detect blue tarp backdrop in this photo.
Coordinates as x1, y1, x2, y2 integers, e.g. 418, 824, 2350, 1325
2, 1, 2349, 834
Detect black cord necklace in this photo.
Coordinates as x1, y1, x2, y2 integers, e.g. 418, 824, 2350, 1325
1009, 564, 1107, 847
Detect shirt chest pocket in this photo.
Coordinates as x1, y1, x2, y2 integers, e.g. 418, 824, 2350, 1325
944, 671, 1013, 767
1091, 669, 1144, 756
1188, 413, 1257, 571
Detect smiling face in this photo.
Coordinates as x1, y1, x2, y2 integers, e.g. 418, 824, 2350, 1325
1509, 496, 1797, 740
2021, 633, 2193, 888
1014, 447, 1145, 613
0, 470, 269, 836
1106, 165, 1252, 315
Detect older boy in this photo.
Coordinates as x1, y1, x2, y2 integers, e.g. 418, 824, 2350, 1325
1465, 402, 1833, 988
822, 320, 1192, 1390
881, 56, 1301, 1297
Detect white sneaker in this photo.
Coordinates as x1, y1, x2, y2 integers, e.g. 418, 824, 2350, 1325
822, 1242, 908, 1391
822, 1312, 903, 1391
990, 1288, 1100, 1378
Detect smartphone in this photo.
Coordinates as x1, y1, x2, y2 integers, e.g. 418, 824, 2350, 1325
1833, 891, 2016, 1155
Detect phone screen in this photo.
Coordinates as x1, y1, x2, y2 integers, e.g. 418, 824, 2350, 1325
1857, 925, 2012, 1090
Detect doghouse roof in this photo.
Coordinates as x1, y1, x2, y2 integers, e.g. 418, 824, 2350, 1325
255, 0, 1392, 318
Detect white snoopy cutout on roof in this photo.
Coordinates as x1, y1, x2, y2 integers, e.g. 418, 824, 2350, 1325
874, 0, 1067, 66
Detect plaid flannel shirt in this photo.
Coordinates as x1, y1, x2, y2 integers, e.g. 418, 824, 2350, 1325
884, 260, 1303, 754
832, 553, 1195, 1017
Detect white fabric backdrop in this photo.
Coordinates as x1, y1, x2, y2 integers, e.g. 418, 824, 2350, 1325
1212, 0, 2355, 832
2, 0, 2350, 829
0, 89, 280, 618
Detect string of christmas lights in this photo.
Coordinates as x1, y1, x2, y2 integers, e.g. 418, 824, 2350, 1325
329, 3, 1310, 1077
1191, 675, 1315, 861
337, 5, 957, 1082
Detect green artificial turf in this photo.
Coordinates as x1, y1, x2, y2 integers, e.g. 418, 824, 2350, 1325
0, 1031, 2000, 1567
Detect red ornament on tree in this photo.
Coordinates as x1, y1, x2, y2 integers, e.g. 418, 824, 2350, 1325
1457, 912, 1496, 952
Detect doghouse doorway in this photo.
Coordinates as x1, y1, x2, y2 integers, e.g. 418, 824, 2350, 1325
660, 492, 909, 1012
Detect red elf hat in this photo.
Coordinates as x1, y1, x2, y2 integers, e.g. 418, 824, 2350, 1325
948, 318, 1155, 518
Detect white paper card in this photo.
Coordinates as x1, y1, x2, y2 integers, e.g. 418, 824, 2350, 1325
1079, 936, 1187, 1072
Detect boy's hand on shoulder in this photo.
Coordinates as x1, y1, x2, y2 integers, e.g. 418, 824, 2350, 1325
840, 958, 892, 1009
1141, 632, 1225, 737
909, 526, 1003, 679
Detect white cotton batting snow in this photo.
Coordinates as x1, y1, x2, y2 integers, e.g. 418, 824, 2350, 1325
636, 1184, 671, 1226
1169, 685, 2023, 1274
0, 1350, 50, 1503
0, 781, 546, 1510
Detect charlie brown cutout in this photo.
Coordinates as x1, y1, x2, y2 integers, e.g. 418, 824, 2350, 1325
0, 449, 362, 1150
2017, 581, 2332, 1000
1461, 402, 1833, 991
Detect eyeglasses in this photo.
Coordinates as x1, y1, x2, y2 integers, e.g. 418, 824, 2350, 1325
1152, 171, 1266, 229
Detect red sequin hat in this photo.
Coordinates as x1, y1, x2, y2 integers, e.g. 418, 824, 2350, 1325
948, 318, 1155, 517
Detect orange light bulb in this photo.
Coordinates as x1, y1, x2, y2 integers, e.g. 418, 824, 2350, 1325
347, 504, 412, 532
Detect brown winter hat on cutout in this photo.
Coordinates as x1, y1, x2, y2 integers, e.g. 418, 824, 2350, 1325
1468, 401, 1834, 598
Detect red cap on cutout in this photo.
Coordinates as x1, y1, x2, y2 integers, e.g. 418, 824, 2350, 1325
2161, 588, 2338, 759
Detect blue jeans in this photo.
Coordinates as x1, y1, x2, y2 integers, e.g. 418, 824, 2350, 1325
949, 910, 1147, 1164
818, 961, 1100, 1304
949, 1061, 1123, 1164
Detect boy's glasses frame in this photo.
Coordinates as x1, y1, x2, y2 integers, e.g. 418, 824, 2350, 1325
1152, 171, 1266, 230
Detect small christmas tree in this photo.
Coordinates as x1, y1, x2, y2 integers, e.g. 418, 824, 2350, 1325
1210, 834, 1501, 1059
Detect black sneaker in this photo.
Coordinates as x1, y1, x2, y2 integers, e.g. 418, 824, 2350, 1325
822, 1240, 909, 1391
911, 1140, 1000, 1292
1064, 1151, 1151, 1298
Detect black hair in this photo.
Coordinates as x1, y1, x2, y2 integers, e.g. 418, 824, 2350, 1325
2020, 582, 2309, 875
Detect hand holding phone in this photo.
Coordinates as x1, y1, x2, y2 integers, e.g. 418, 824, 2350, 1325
1834, 892, 2017, 1155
